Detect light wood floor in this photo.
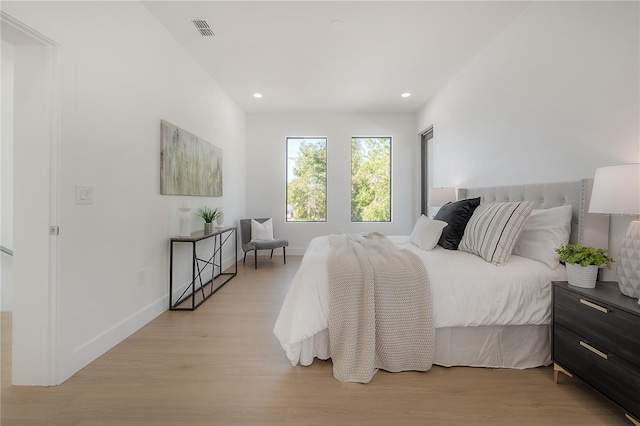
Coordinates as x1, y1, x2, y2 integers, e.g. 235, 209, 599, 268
0, 256, 630, 425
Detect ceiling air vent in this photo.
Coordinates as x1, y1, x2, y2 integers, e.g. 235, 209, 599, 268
191, 19, 215, 37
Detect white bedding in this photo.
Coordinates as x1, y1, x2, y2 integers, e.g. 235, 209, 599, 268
273, 235, 568, 367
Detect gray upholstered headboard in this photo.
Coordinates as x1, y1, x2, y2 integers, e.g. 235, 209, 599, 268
457, 179, 609, 248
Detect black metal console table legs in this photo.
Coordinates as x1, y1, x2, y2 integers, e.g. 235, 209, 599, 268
169, 226, 238, 311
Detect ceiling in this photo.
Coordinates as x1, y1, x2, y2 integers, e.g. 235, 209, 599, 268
144, 1, 531, 114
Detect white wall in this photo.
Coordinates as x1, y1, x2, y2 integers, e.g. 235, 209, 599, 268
4, 1, 246, 384
246, 113, 416, 253
416, 1, 639, 280
1, 41, 15, 312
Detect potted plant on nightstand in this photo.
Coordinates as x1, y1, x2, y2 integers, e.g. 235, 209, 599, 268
195, 207, 221, 234
555, 244, 614, 288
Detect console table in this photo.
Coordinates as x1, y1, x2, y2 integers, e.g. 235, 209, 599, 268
169, 226, 237, 311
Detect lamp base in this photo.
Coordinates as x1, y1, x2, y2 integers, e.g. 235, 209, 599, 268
617, 220, 640, 299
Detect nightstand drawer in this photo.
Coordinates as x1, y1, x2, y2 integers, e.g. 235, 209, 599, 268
554, 285, 640, 368
554, 324, 640, 419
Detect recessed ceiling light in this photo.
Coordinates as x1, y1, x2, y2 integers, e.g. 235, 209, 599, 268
401, 92, 411, 98
253, 93, 263, 98
330, 20, 343, 30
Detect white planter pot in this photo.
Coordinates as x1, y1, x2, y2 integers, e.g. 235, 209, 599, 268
566, 263, 598, 288
204, 222, 215, 234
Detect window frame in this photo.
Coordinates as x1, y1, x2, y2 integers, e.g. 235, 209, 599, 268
350, 136, 392, 223
285, 136, 328, 223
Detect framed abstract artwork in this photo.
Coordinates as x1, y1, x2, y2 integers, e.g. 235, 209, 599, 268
160, 120, 223, 197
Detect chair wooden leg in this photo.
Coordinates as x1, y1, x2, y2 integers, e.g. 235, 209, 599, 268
283, 247, 286, 264
243, 252, 247, 264
270, 249, 274, 259
254, 250, 258, 269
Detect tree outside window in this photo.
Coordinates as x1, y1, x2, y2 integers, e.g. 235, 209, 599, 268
351, 137, 391, 222
286, 137, 327, 222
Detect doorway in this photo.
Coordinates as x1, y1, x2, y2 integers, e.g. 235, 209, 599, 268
1, 11, 60, 385
420, 126, 434, 216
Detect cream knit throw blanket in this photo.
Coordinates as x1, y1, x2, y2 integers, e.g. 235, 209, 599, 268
328, 232, 435, 383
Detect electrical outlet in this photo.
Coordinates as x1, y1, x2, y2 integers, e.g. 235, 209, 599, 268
137, 270, 146, 287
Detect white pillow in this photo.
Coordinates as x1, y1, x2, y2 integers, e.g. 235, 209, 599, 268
459, 201, 535, 265
410, 215, 448, 251
251, 219, 274, 241
512, 205, 572, 269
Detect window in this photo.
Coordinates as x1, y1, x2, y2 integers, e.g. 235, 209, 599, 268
351, 137, 391, 222
286, 137, 327, 222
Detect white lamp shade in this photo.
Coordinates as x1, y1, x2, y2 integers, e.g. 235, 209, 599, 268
428, 187, 456, 207
589, 163, 640, 215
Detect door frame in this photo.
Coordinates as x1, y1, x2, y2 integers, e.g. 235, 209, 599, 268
419, 126, 434, 216
1, 10, 60, 386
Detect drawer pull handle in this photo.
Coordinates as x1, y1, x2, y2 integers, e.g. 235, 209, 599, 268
579, 299, 609, 314
579, 341, 609, 360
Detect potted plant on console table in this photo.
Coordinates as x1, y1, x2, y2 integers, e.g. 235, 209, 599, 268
195, 207, 221, 234
555, 244, 614, 289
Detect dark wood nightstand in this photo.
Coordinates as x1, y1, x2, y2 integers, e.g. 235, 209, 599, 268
552, 281, 640, 425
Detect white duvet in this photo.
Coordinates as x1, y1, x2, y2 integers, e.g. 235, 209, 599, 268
273, 235, 568, 366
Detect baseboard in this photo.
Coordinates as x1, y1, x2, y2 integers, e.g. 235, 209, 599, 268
286, 248, 306, 256
58, 294, 166, 384
58, 252, 244, 383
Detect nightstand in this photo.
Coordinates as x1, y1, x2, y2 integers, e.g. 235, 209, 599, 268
552, 281, 640, 425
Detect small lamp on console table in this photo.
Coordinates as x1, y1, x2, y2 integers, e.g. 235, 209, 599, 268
589, 163, 640, 302
428, 187, 456, 208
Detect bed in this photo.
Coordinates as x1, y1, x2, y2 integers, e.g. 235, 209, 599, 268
273, 179, 609, 377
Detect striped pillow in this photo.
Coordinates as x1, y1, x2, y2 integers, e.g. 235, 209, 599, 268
459, 201, 535, 265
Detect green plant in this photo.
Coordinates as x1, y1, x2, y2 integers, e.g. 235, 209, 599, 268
555, 244, 614, 268
194, 206, 221, 223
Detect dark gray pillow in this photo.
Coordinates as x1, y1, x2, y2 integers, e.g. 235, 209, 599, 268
434, 197, 481, 250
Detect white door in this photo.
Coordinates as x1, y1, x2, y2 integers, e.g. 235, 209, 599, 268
1, 11, 59, 386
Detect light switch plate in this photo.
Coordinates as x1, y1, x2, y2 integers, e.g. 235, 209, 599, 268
75, 185, 94, 204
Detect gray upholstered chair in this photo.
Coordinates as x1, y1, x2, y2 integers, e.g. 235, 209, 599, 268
239, 218, 289, 269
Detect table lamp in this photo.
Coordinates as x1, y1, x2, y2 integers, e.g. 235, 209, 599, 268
589, 163, 640, 300
428, 187, 456, 208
